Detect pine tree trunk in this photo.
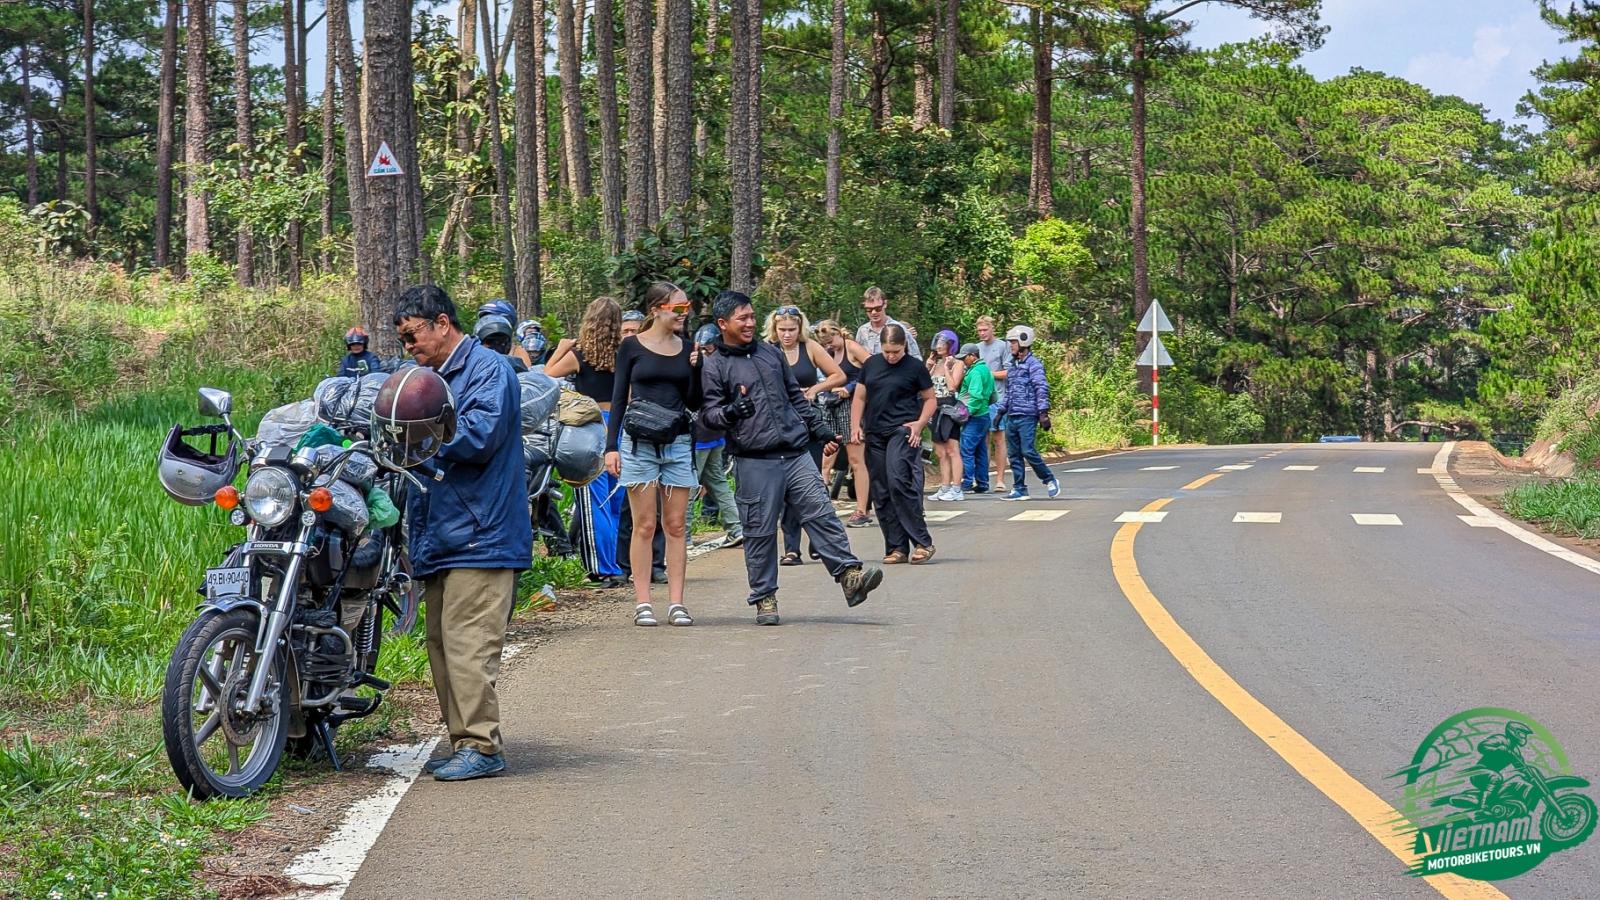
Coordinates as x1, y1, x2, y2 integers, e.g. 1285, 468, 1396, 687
184, 0, 211, 259
938, 0, 957, 129
557, 0, 593, 200
320, 35, 335, 273
744, 0, 761, 266
22, 43, 39, 209
1131, 27, 1151, 393
662, 0, 691, 211
594, 0, 624, 250
454, 0, 477, 263
825, 0, 843, 217
57, 79, 69, 202
869, 7, 890, 128
84, 0, 98, 225
727, 0, 760, 293
331, 0, 371, 333
1028, 6, 1051, 220
534, 0, 549, 208
232, 0, 253, 284
652, 0, 669, 215
283, 0, 302, 286
482, 0, 519, 302
696, 0, 718, 158
912, 23, 933, 129
155, 3, 178, 267
514, 0, 543, 314
624, 0, 655, 245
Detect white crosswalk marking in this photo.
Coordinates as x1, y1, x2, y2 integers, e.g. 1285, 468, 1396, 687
1065, 467, 1104, 473
1353, 467, 1386, 473
1217, 464, 1253, 471
923, 510, 966, 522
1284, 465, 1318, 471
1009, 510, 1069, 522
1140, 466, 1180, 471
1115, 511, 1169, 523
1233, 512, 1282, 523
1351, 513, 1403, 526
1458, 515, 1498, 528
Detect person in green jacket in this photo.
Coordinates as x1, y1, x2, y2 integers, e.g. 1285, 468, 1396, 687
957, 343, 999, 493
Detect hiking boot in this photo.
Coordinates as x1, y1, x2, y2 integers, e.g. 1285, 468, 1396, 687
840, 566, 883, 608
754, 595, 780, 626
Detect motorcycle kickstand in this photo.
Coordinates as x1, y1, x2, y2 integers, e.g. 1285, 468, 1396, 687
314, 719, 342, 771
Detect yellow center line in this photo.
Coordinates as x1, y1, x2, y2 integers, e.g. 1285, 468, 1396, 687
1181, 473, 1224, 491
1111, 497, 1507, 900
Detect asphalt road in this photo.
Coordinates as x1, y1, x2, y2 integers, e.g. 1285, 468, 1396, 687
346, 443, 1600, 899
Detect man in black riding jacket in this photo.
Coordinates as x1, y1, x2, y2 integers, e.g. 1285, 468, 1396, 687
699, 291, 883, 625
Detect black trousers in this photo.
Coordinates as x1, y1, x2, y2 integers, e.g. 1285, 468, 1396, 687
865, 427, 932, 555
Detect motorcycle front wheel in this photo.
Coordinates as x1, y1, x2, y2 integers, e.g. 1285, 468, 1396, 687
161, 607, 290, 800
1541, 793, 1598, 847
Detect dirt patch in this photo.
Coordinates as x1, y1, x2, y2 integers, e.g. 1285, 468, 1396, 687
1447, 441, 1600, 562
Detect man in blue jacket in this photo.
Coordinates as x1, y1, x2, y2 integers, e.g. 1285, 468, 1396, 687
394, 285, 532, 781
995, 325, 1060, 501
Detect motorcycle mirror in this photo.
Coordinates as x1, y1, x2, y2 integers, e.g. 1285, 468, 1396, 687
198, 388, 233, 419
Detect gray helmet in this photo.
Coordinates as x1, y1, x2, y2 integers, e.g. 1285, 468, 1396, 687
158, 424, 241, 506
694, 324, 721, 347
475, 314, 515, 354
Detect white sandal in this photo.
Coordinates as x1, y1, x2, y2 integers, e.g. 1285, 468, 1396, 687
667, 604, 693, 626
634, 603, 658, 626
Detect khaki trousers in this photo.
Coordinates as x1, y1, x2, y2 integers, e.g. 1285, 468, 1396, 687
423, 568, 517, 755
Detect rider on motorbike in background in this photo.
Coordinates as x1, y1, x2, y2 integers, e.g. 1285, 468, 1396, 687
339, 328, 382, 377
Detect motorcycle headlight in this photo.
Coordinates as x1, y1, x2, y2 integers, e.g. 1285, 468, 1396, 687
244, 467, 297, 527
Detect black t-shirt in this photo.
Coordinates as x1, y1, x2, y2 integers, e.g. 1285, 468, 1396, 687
608, 335, 700, 450
860, 353, 933, 435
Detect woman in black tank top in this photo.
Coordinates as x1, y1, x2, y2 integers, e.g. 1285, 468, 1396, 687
811, 319, 874, 528
542, 297, 626, 587
764, 306, 847, 565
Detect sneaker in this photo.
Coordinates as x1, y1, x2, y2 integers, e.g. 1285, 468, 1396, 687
950, 487, 965, 502
723, 533, 745, 549
972, 486, 990, 494
634, 603, 658, 626
651, 568, 668, 584
840, 565, 883, 608
754, 595, 780, 626
1001, 489, 1030, 501
1046, 478, 1061, 499
847, 512, 874, 528
432, 747, 506, 782
932, 485, 950, 501
423, 753, 452, 774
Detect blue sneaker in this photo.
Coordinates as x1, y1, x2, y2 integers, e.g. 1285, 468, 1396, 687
1046, 478, 1061, 498
1001, 489, 1030, 501
432, 747, 506, 781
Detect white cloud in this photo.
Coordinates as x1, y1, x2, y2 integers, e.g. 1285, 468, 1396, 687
1401, 13, 1561, 121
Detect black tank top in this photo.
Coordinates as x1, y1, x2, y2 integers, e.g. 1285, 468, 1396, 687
571, 348, 615, 401
783, 343, 819, 390
836, 347, 862, 384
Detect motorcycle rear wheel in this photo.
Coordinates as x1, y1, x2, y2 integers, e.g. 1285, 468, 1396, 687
1541, 793, 1598, 847
161, 608, 290, 800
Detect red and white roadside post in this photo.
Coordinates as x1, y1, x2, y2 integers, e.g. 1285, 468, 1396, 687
1137, 300, 1174, 447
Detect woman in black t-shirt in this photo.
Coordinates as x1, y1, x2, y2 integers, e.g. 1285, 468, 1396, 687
604, 282, 702, 626
850, 324, 938, 564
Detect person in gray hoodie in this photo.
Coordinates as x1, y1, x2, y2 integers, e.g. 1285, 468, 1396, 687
699, 291, 883, 625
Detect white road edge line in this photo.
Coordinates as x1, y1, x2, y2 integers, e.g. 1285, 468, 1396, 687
1431, 441, 1600, 577
286, 738, 442, 899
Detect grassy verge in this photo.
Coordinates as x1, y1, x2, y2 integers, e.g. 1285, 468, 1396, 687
1499, 477, 1600, 539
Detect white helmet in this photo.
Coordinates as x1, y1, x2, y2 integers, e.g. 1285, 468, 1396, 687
1005, 325, 1036, 347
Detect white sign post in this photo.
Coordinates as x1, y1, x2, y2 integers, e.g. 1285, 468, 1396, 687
1136, 300, 1174, 446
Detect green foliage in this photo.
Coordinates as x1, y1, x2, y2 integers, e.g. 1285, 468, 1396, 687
611, 212, 756, 312
1501, 477, 1600, 538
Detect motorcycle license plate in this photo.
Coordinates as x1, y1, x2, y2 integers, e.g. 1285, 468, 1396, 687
205, 566, 250, 600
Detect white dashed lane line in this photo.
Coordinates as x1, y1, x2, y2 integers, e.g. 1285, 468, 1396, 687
1284, 465, 1319, 471
1009, 509, 1069, 521
1233, 512, 1282, 523
1351, 513, 1403, 526
1140, 466, 1180, 471
1116, 511, 1169, 523
1353, 466, 1386, 473
923, 510, 966, 521
1065, 467, 1104, 472
1217, 464, 1253, 471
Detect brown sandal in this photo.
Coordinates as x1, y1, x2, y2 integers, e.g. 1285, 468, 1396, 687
883, 550, 908, 565
910, 545, 936, 564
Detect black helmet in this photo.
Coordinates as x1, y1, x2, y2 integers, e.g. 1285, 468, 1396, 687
158, 424, 241, 505
475, 314, 515, 355
371, 368, 457, 467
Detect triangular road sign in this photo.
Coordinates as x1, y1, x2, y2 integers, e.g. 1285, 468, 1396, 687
1137, 333, 1174, 367
366, 141, 404, 178
1137, 300, 1173, 333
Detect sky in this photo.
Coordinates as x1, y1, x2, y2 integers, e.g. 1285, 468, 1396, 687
1184, 0, 1569, 125
291, 0, 1571, 129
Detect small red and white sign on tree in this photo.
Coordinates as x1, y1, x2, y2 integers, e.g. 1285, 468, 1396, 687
366, 141, 404, 178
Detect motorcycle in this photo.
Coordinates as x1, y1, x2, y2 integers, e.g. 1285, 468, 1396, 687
160, 387, 423, 799
1439, 748, 1597, 849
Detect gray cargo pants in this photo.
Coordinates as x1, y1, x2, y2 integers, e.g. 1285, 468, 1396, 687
733, 453, 861, 604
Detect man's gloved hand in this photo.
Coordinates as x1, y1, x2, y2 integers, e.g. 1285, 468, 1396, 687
724, 385, 756, 422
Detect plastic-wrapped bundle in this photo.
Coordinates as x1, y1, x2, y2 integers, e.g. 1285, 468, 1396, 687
553, 421, 606, 486
320, 478, 370, 536
313, 444, 377, 494
517, 370, 561, 433
256, 399, 318, 447
314, 373, 388, 432
523, 424, 557, 468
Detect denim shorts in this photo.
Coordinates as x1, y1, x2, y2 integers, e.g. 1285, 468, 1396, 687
990, 412, 1006, 432
619, 433, 698, 489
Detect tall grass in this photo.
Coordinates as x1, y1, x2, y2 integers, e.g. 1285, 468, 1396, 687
1501, 477, 1600, 538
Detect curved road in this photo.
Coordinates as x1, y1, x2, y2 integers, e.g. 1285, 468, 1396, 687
345, 443, 1600, 899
